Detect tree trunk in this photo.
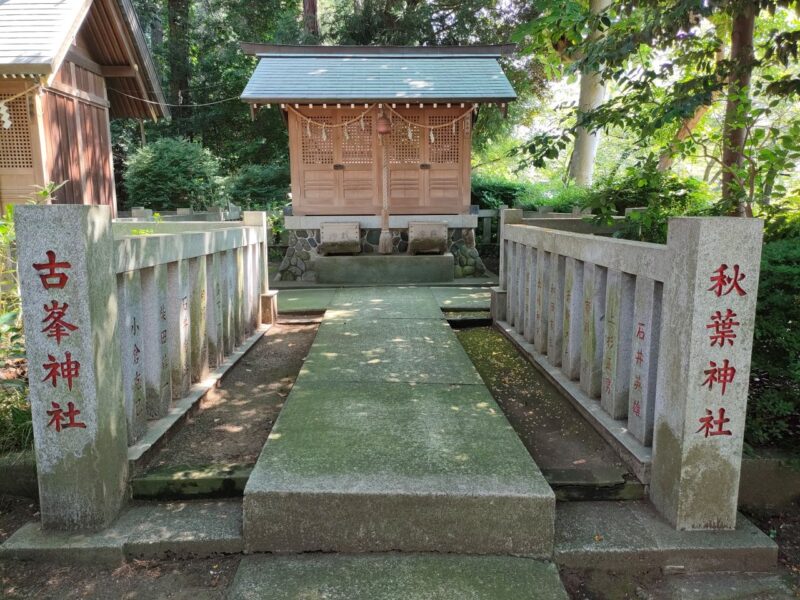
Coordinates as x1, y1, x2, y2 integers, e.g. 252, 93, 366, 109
657, 105, 712, 171
721, 3, 756, 216
167, 0, 191, 130
569, 0, 613, 186
657, 48, 725, 172
303, 0, 320, 37
151, 12, 164, 48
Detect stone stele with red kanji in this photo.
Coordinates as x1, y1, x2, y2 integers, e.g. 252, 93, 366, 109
651, 217, 763, 531
15, 205, 128, 532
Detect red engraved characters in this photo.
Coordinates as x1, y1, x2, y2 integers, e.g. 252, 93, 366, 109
707, 309, 740, 347
701, 359, 736, 396
696, 407, 732, 438
46, 401, 86, 432
708, 264, 746, 297
42, 352, 81, 391
41, 300, 77, 344
33, 251, 71, 289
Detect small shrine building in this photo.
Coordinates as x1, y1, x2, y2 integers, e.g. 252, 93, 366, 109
241, 44, 517, 282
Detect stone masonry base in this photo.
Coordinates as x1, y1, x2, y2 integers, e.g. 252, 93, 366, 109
276, 228, 487, 282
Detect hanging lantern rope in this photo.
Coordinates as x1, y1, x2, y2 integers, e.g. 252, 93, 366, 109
287, 103, 476, 138
0, 84, 40, 105
0, 84, 40, 130
384, 105, 475, 131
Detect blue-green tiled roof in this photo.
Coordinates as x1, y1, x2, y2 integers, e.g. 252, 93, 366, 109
241, 56, 517, 103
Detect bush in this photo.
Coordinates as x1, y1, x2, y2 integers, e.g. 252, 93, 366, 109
0, 207, 30, 454
759, 196, 800, 242
0, 388, 32, 453
746, 237, 800, 447
588, 166, 715, 243
124, 138, 224, 211
471, 174, 588, 212
515, 182, 589, 213
471, 174, 526, 209
227, 163, 290, 210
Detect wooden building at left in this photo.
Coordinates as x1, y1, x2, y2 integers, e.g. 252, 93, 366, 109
0, 0, 168, 215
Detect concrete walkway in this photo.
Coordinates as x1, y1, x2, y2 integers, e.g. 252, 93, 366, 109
245, 287, 553, 555
241, 286, 561, 594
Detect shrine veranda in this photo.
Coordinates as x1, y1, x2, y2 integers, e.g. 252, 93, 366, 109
0, 204, 783, 598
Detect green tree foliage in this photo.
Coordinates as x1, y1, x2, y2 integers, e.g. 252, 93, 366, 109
124, 138, 224, 211
514, 1, 800, 213
227, 163, 290, 209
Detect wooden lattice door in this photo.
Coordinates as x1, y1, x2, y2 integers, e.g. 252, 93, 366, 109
339, 113, 378, 212
293, 113, 336, 214
387, 111, 424, 213
386, 108, 470, 214
427, 110, 467, 213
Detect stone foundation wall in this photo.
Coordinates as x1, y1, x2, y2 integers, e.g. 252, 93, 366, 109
276, 228, 487, 281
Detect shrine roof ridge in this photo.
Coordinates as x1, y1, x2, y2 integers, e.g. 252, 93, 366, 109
240, 43, 517, 59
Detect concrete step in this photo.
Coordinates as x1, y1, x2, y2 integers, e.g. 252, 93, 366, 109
243, 381, 555, 556
227, 554, 569, 600
555, 500, 778, 573
0, 499, 242, 565
311, 253, 455, 284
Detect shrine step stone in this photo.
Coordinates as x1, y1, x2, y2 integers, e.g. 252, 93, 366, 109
0, 499, 242, 565
227, 554, 569, 600
554, 500, 777, 573
311, 253, 454, 284
243, 287, 555, 556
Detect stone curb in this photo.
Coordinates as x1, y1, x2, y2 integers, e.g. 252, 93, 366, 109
0, 500, 243, 565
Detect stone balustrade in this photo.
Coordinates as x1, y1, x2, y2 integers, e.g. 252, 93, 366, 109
15, 206, 270, 531
492, 208, 763, 531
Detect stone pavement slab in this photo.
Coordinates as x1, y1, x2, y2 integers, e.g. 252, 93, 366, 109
555, 500, 778, 573
300, 317, 484, 385
327, 286, 442, 320
647, 572, 795, 599
431, 286, 492, 310
116, 500, 243, 558
228, 554, 569, 600
0, 499, 242, 564
244, 381, 553, 555
277, 288, 337, 313
0, 522, 127, 565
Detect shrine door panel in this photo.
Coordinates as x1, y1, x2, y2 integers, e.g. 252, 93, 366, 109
339, 114, 378, 212
388, 114, 425, 213
426, 112, 465, 213
293, 114, 337, 214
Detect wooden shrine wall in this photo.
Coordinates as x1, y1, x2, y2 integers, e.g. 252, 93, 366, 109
41, 56, 116, 213
288, 107, 471, 216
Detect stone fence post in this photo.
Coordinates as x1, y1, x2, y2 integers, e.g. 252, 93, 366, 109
651, 217, 763, 530
244, 211, 277, 324
491, 208, 523, 322
16, 206, 128, 531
